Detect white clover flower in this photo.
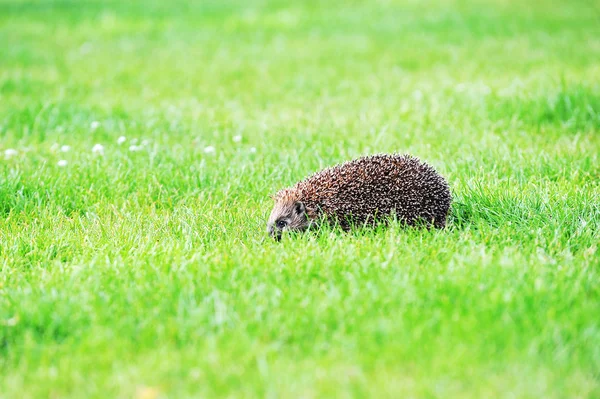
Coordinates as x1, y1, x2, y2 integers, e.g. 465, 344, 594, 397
79, 42, 93, 54
204, 146, 216, 154
92, 144, 104, 155
233, 135, 242, 143
117, 136, 127, 145
57, 160, 68, 167
60, 145, 71, 152
249, 147, 257, 153
141, 139, 149, 146
4, 149, 18, 158
90, 121, 100, 130
129, 145, 141, 152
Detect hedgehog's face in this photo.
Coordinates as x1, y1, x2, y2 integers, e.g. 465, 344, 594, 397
267, 200, 309, 241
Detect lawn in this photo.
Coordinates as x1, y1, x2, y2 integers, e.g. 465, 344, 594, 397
1, 0, 599, 397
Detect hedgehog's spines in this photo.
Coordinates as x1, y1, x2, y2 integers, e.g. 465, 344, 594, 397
271, 153, 451, 233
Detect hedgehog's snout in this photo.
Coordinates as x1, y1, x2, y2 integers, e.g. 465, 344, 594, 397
267, 199, 309, 241
266, 224, 282, 241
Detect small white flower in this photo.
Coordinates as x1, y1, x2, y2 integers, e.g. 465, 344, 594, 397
4, 149, 18, 158
204, 146, 215, 154
57, 160, 68, 167
129, 145, 141, 152
130, 138, 138, 144
50, 143, 60, 152
141, 139, 150, 146
189, 368, 201, 379
90, 121, 100, 130
233, 135, 242, 143
60, 145, 71, 152
79, 42, 93, 54
92, 144, 104, 155
249, 147, 257, 153
117, 136, 127, 145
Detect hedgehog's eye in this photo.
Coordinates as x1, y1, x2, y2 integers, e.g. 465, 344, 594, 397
276, 220, 287, 229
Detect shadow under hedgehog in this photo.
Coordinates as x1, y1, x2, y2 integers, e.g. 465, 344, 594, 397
267, 153, 452, 241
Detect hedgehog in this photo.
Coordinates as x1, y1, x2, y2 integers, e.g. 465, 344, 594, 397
266, 153, 451, 240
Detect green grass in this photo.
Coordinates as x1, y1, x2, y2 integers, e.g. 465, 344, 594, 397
1, 0, 599, 397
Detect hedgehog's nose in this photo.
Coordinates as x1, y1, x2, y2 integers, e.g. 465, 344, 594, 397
267, 225, 281, 241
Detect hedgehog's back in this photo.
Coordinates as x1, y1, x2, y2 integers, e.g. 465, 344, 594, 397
295, 153, 451, 229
